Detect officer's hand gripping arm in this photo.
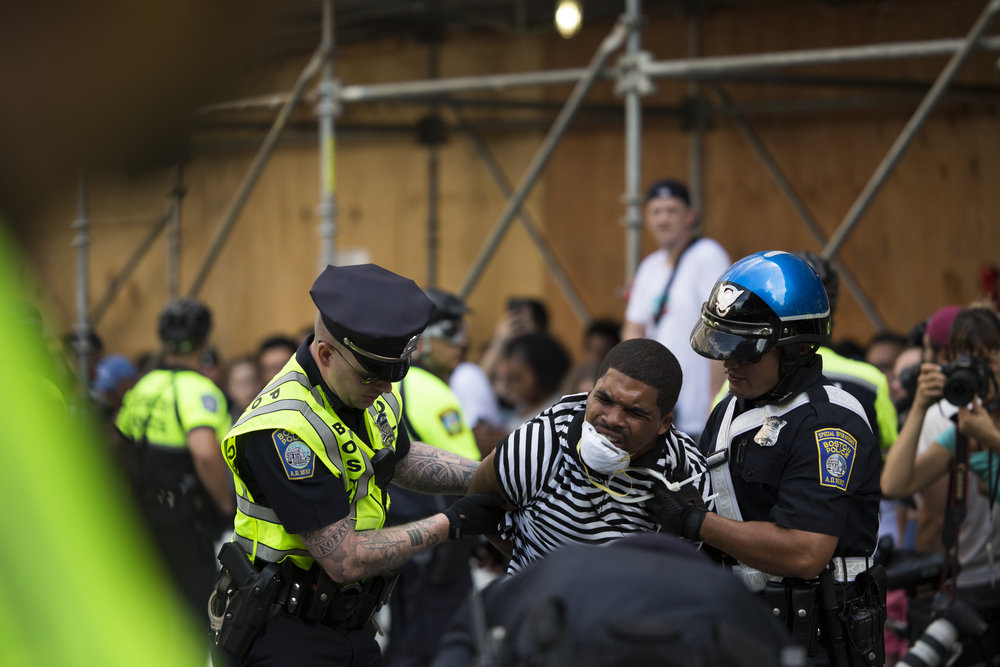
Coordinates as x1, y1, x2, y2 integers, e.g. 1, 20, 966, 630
648, 483, 707, 541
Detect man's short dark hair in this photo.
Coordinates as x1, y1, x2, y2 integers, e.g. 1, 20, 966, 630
950, 307, 1000, 357
598, 339, 682, 415
257, 334, 298, 359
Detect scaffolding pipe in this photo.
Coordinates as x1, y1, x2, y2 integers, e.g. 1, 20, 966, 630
822, 0, 1000, 261
336, 35, 1000, 104
91, 205, 175, 327
72, 173, 91, 394
622, 0, 645, 287
459, 15, 632, 298
710, 83, 887, 332
188, 48, 324, 297
688, 5, 705, 214
317, 0, 338, 270
453, 107, 591, 325
426, 41, 441, 288
167, 161, 183, 300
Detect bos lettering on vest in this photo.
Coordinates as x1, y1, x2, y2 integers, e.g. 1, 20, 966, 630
330, 422, 366, 476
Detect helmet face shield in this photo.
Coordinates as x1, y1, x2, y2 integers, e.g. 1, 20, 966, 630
690, 313, 774, 362
689, 252, 832, 363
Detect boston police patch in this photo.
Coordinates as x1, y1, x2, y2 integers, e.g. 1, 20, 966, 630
439, 409, 462, 436
815, 428, 856, 491
273, 429, 315, 480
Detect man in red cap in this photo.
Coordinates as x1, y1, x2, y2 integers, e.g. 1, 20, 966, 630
923, 304, 962, 366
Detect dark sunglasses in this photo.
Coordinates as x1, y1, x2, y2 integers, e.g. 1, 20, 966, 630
329, 343, 379, 385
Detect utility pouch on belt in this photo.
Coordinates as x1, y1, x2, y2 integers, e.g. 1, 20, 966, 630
210, 542, 283, 660
764, 580, 819, 655
844, 566, 886, 667
789, 582, 819, 650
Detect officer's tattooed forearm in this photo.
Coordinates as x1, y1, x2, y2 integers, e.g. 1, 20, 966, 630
301, 520, 352, 561
302, 516, 444, 581
394, 442, 478, 494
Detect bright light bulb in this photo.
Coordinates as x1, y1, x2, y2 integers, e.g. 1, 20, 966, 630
555, 0, 582, 39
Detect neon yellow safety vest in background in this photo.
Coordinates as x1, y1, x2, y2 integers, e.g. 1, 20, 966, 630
223, 355, 402, 572
401, 366, 480, 461
116, 368, 231, 446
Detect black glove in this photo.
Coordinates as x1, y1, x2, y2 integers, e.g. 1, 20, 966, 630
442, 493, 506, 541
648, 483, 707, 541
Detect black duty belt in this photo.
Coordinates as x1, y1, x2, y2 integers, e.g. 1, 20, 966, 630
275, 561, 397, 630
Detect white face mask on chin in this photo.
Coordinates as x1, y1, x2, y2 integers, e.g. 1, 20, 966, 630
578, 420, 631, 475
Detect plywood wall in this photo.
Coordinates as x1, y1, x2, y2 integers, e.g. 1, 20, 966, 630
18, 0, 1000, 372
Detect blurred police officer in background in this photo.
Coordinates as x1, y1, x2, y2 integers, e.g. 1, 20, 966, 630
652, 251, 885, 666
115, 298, 235, 623
385, 288, 483, 667
211, 264, 505, 665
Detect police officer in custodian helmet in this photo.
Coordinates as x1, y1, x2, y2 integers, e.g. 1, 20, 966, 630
649, 251, 886, 667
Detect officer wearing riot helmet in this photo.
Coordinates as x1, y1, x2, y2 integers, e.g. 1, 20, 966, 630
115, 298, 235, 623
210, 264, 505, 665
650, 251, 884, 666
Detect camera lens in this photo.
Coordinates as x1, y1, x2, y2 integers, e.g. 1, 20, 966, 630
943, 370, 978, 406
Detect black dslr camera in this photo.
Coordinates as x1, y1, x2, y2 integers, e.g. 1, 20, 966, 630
940, 354, 993, 406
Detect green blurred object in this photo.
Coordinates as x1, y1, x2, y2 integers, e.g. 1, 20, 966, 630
0, 220, 203, 665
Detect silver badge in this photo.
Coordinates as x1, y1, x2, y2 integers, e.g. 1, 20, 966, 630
715, 284, 744, 316
753, 416, 785, 447
376, 412, 395, 447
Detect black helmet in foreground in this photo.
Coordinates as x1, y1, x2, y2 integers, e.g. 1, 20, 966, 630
158, 298, 212, 354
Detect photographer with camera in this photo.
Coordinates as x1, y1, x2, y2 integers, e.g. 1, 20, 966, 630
881, 306, 1000, 665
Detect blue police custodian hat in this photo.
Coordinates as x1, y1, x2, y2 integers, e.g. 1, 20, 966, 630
310, 264, 434, 383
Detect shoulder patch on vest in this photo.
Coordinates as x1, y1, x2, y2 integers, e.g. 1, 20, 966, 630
439, 409, 463, 436
202, 394, 218, 413
273, 429, 315, 480
815, 428, 856, 491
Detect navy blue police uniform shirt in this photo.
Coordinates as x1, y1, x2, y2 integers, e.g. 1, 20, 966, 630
698, 356, 881, 558
233, 337, 411, 536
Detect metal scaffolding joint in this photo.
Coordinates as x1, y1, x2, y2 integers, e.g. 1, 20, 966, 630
615, 50, 655, 98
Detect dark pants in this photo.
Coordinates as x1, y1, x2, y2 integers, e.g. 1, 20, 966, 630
243, 610, 383, 667
383, 550, 474, 667
141, 501, 218, 622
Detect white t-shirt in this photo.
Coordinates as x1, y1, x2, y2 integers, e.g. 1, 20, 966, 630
449, 361, 503, 428
917, 400, 1000, 588
625, 237, 730, 437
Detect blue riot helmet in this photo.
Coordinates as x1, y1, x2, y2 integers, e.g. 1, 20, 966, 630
690, 251, 831, 364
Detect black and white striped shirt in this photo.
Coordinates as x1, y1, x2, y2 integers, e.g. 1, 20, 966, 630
494, 393, 712, 574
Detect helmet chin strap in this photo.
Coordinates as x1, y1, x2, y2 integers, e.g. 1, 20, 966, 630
750, 344, 818, 405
